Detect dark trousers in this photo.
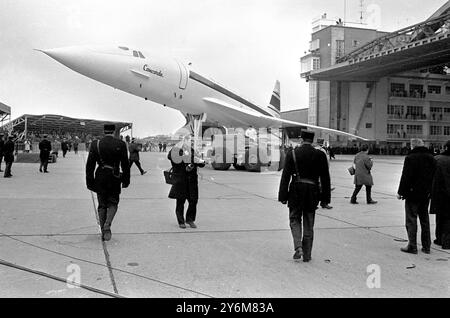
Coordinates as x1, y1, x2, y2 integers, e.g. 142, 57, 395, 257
351, 185, 373, 203
435, 213, 442, 245
97, 193, 120, 230
405, 200, 431, 250
0, 155, 3, 171
435, 213, 450, 249
176, 198, 197, 224
62, 149, 67, 157
4, 161, 12, 177
40, 159, 49, 172
289, 207, 316, 259
130, 160, 144, 174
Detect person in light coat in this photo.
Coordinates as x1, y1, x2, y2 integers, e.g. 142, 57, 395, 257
350, 144, 377, 205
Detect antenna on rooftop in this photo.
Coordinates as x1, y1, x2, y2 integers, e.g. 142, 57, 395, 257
359, 0, 365, 24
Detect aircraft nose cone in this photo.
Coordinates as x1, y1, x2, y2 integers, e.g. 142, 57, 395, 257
38, 46, 87, 69
39, 45, 122, 87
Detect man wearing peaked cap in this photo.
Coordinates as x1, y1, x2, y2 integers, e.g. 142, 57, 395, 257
301, 130, 315, 142
86, 124, 130, 241
278, 130, 331, 262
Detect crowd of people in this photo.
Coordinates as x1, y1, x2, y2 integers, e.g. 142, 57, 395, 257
279, 132, 450, 263
2, 127, 449, 260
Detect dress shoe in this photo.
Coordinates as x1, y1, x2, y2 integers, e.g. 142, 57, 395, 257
303, 257, 311, 263
293, 248, 303, 261
102, 229, 112, 241
4, 175, 11, 178
421, 248, 431, 254
400, 246, 418, 254
434, 239, 442, 246
367, 200, 378, 205
39, 168, 42, 173
179, 223, 187, 229
187, 221, 197, 229
141, 171, 147, 175
350, 200, 358, 204
321, 204, 333, 210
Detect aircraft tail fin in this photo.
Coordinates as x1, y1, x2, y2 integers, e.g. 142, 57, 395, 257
268, 80, 281, 117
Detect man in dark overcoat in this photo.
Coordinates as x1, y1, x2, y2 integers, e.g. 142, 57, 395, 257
397, 139, 436, 254
0, 132, 4, 172
278, 131, 331, 262
86, 124, 130, 241
39, 134, 52, 173
3, 135, 15, 178
168, 137, 205, 229
430, 140, 450, 249
61, 140, 69, 158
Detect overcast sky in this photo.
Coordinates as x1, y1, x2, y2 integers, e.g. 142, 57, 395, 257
0, 0, 447, 137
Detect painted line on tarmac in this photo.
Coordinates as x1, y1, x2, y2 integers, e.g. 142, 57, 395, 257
0, 231, 215, 298
82, 153, 120, 296
88, 190, 120, 295
0, 225, 409, 238
0, 258, 125, 298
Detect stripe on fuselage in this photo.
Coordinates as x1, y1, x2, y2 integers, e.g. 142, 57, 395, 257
189, 71, 273, 117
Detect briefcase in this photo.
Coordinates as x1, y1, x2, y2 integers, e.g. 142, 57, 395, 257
163, 168, 179, 185
348, 166, 356, 176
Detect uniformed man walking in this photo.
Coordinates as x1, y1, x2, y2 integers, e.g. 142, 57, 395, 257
3, 135, 15, 178
39, 135, 52, 173
278, 131, 331, 262
86, 124, 130, 241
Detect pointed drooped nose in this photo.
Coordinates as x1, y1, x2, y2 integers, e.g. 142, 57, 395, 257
38, 46, 123, 85
39, 46, 91, 72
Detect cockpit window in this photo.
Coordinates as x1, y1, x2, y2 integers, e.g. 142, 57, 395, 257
138, 51, 145, 59
118, 46, 129, 51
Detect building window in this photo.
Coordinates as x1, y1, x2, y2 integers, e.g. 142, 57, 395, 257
366, 123, 372, 129
428, 85, 441, 94
406, 106, 424, 119
312, 58, 320, 70
444, 126, 450, 136
406, 125, 423, 135
430, 107, 443, 113
430, 126, 442, 135
336, 40, 345, 59
366, 103, 373, 108
388, 104, 404, 118
353, 40, 360, 47
446, 86, 450, 95
387, 124, 405, 137
409, 84, 424, 98
390, 83, 406, 97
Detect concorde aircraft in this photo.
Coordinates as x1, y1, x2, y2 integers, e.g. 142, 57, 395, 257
39, 45, 365, 170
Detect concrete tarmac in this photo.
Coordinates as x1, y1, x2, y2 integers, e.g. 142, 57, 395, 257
0, 151, 449, 298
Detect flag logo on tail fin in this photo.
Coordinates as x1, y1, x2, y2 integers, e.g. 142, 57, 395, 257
268, 80, 281, 116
